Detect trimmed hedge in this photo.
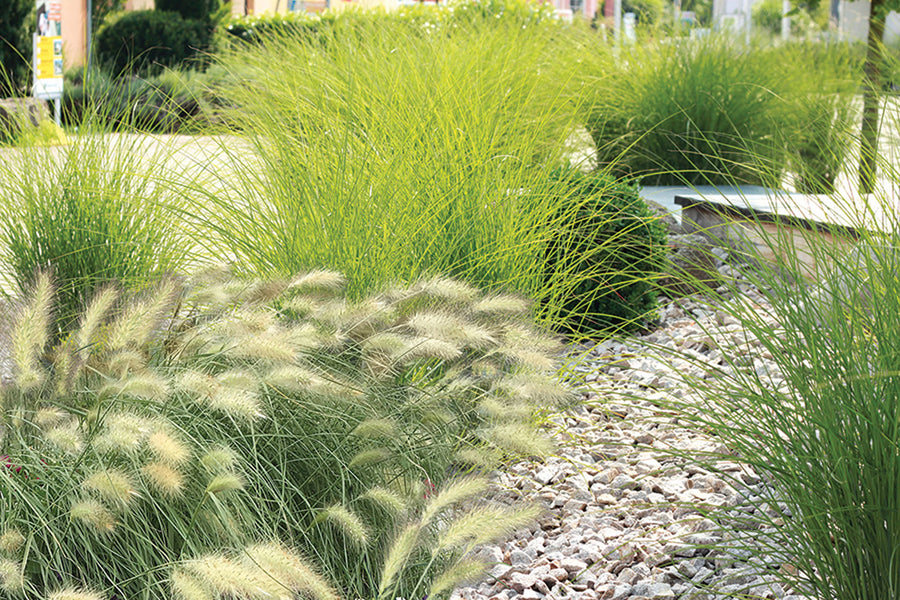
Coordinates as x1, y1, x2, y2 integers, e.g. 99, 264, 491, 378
95, 10, 212, 77
545, 169, 668, 335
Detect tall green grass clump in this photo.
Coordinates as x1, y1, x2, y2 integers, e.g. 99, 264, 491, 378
193, 15, 618, 329
0, 131, 187, 332
654, 164, 900, 597
0, 268, 569, 599
585, 36, 859, 187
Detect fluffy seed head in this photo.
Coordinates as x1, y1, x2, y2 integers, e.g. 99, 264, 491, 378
186, 555, 280, 598
105, 350, 147, 379
107, 278, 178, 351
225, 330, 296, 363
264, 365, 318, 393
429, 559, 486, 597
170, 568, 214, 600
0, 559, 23, 594
43, 421, 84, 455
287, 269, 345, 292
35, 407, 66, 428
348, 447, 392, 469
0, 530, 25, 555
402, 337, 461, 361
378, 523, 422, 597
95, 413, 153, 454
422, 477, 489, 525
70, 500, 116, 532
482, 423, 553, 457
46, 590, 106, 600
75, 285, 120, 353
147, 430, 191, 466
359, 486, 406, 515
206, 473, 244, 494
437, 504, 540, 550
472, 294, 530, 316
83, 469, 138, 506
11, 271, 54, 392
351, 418, 397, 439
321, 504, 369, 547
414, 276, 478, 301
142, 462, 185, 498
177, 370, 218, 400
208, 388, 263, 421
200, 447, 238, 473
241, 543, 339, 600
407, 312, 495, 348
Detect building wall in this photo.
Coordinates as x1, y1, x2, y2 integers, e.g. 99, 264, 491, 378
61, 0, 86, 68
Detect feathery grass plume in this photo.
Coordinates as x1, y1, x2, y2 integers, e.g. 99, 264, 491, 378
320, 504, 370, 548
43, 421, 84, 454
83, 469, 138, 507
105, 350, 148, 379
436, 504, 541, 551
142, 461, 185, 498
170, 568, 214, 600
177, 370, 218, 400
481, 423, 553, 457
453, 445, 503, 468
331, 298, 396, 339
472, 294, 530, 316
282, 295, 320, 318
200, 447, 238, 473
0, 558, 23, 593
406, 312, 496, 348
11, 271, 54, 391
287, 269, 346, 293
187, 553, 293, 599
225, 330, 296, 363
75, 285, 120, 351
147, 429, 190, 466
401, 337, 461, 362
414, 276, 479, 302
241, 278, 289, 305
205, 473, 244, 495
0, 530, 25, 555
116, 373, 170, 402
285, 322, 324, 349
187, 282, 233, 313
46, 590, 106, 600
421, 477, 489, 525
428, 559, 486, 597
94, 413, 153, 454
217, 370, 257, 390
70, 499, 116, 532
53, 345, 75, 396
218, 309, 275, 337
378, 522, 423, 598
263, 365, 321, 394
363, 333, 409, 356
348, 447, 393, 470
208, 388, 263, 421
35, 407, 66, 428
359, 486, 406, 515
493, 373, 575, 406
477, 396, 534, 421
351, 418, 398, 439
106, 277, 178, 352
241, 542, 339, 600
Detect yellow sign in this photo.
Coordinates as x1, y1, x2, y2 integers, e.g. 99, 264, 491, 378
35, 36, 63, 79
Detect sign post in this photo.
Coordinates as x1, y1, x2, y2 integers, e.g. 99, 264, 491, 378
33, 0, 63, 125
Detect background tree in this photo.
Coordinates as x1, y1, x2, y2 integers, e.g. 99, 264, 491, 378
0, 0, 33, 96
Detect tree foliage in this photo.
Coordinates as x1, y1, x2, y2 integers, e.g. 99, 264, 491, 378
0, 0, 32, 96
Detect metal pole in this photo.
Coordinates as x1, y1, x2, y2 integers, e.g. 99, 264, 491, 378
782, 0, 791, 39
54, 98, 61, 126
86, 0, 93, 71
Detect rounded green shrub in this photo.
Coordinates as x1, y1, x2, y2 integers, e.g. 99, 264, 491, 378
544, 169, 668, 336
624, 0, 666, 25
156, 0, 220, 21
95, 10, 212, 77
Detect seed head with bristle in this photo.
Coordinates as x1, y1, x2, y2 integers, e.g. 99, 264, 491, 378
75, 285, 120, 354
170, 568, 215, 600
200, 447, 238, 473
320, 504, 369, 548
436, 504, 540, 550
70, 499, 116, 532
205, 473, 244, 494
241, 279, 288, 304
0, 530, 24, 555
401, 337, 461, 362
208, 388, 263, 421
11, 272, 54, 392
472, 294, 530, 316
46, 590, 107, 600
359, 486, 406, 515
421, 477, 489, 525
429, 558, 486, 597
94, 413, 153, 454
225, 330, 296, 363
147, 430, 190, 466
186, 555, 282, 599
35, 407, 66, 428
264, 365, 319, 394
117, 373, 170, 402
348, 447, 392, 469
414, 276, 478, 302
177, 370, 218, 400
287, 269, 345, 292
378, 522, 422, 597
406, 312, 495, 348
493, 373, 575, 406
83, 469, 138, 507
105, 350, 148, 379
481, 422, 553, 457
106, 278, 178, 351
241, 543, 339, 600
43, 421, 84, 455
0, 559, 23, 594
351, 418, 398, 439
142, 461, 185, 498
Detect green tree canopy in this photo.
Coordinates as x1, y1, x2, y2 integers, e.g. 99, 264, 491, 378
0, 0, 33, 96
